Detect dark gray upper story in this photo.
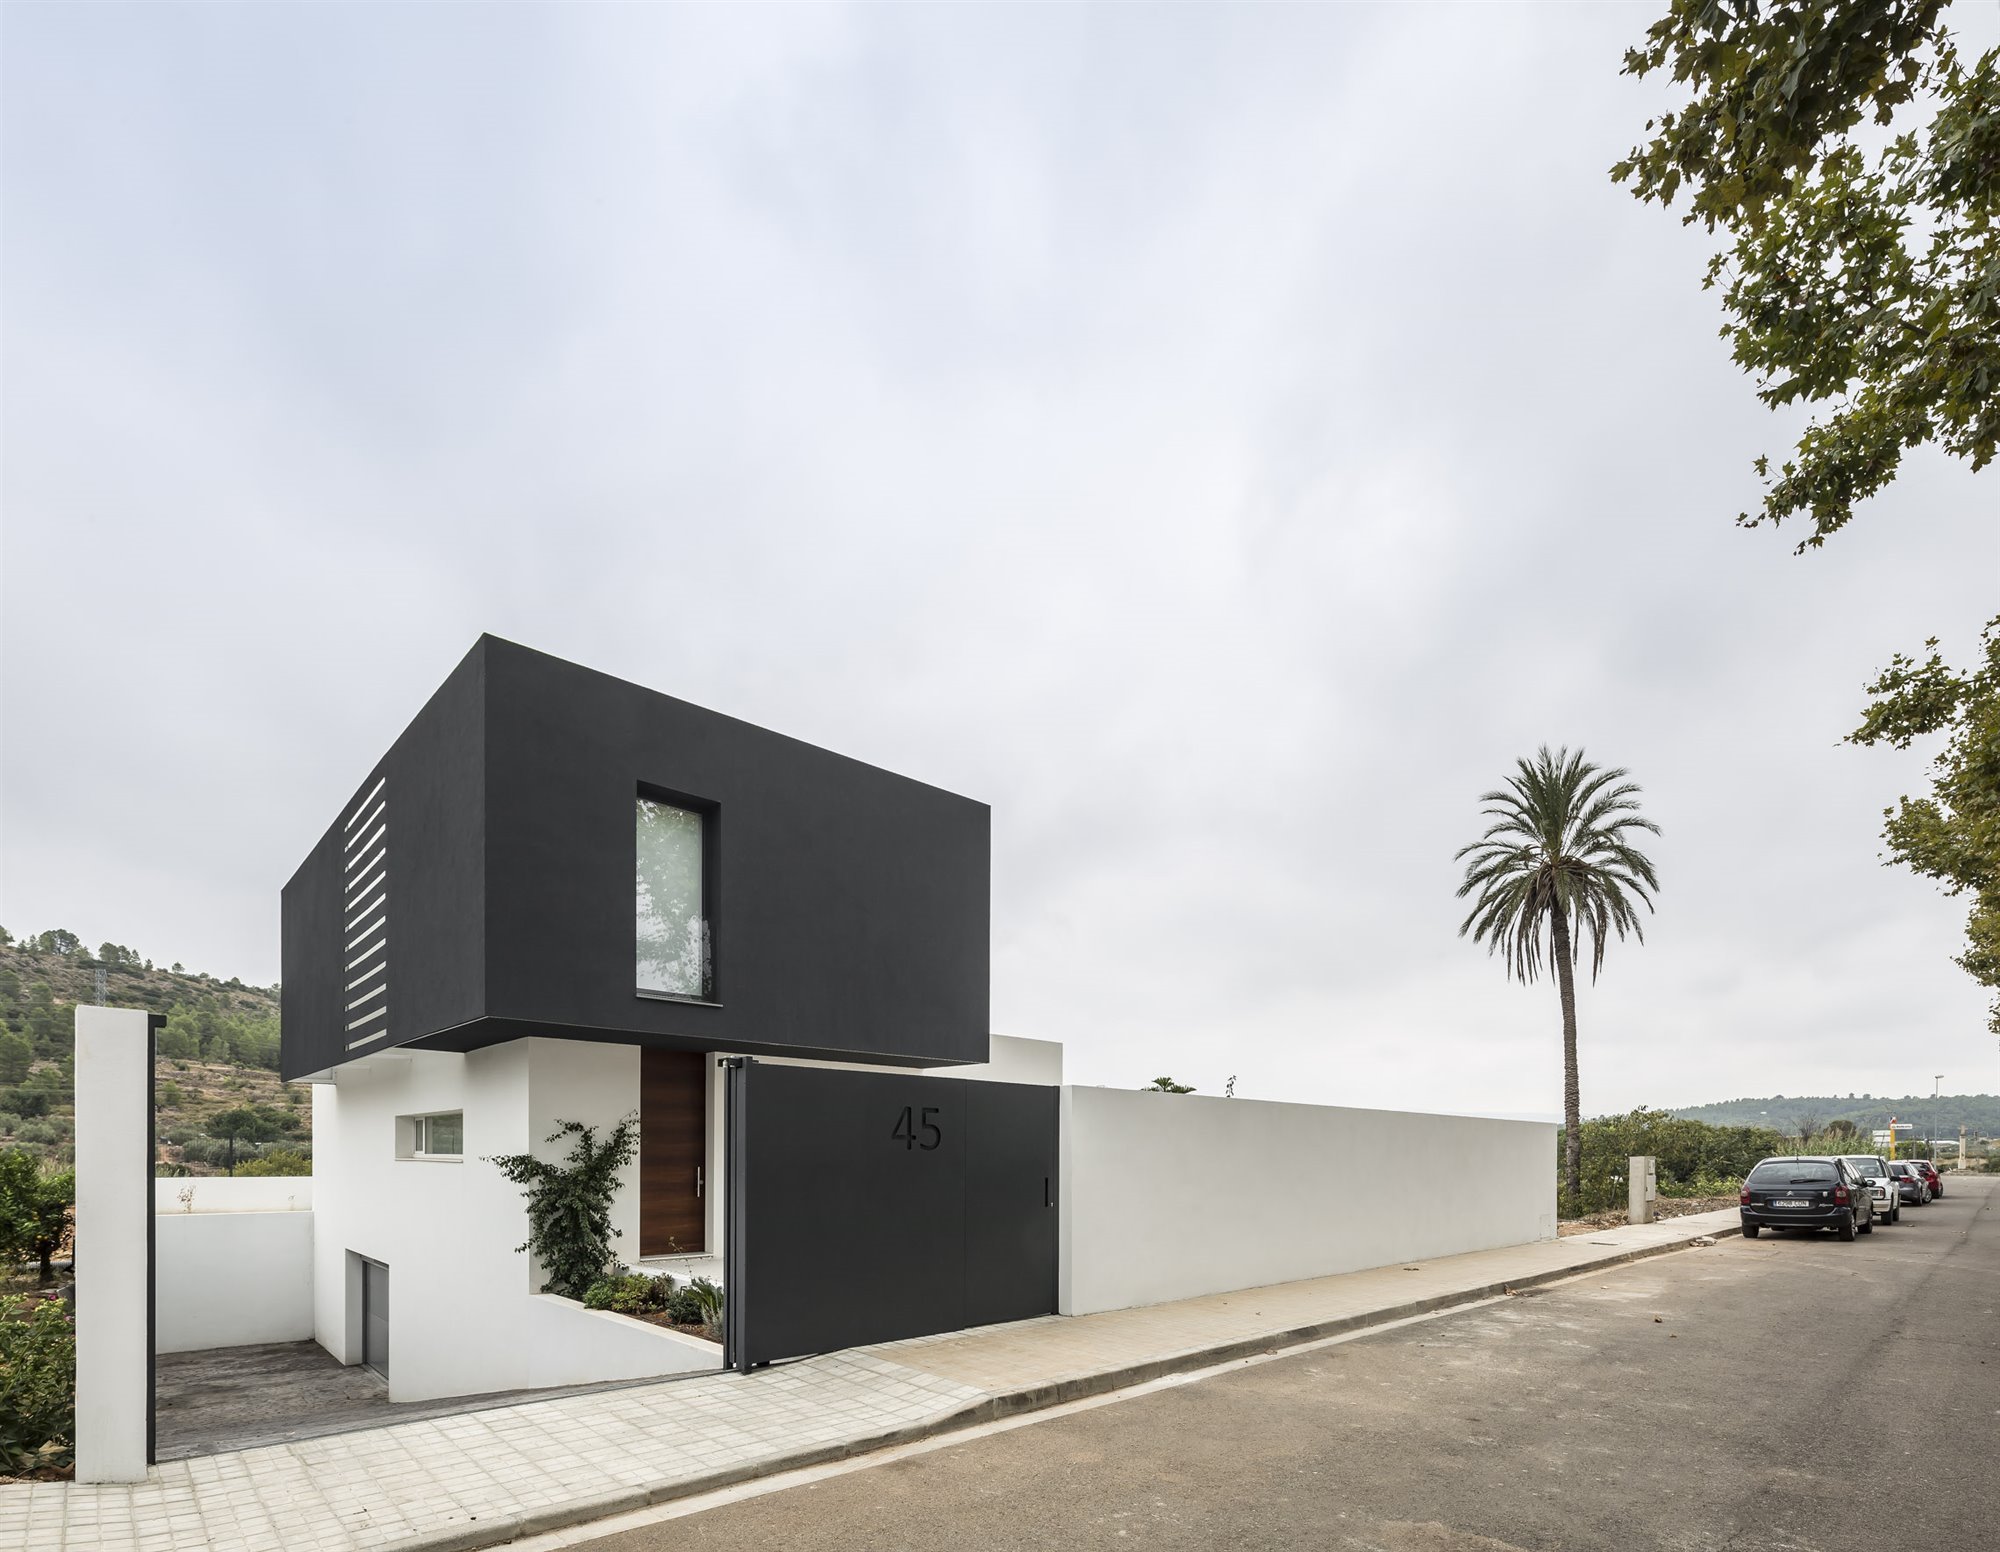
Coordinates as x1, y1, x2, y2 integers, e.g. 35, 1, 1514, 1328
280, 636, 991, 1081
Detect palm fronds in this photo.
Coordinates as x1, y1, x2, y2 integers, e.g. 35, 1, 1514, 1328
1455, 746, 1660, 982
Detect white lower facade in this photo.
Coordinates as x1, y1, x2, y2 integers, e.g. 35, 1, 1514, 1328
306, 1034, 1062, 1402
312, 1038, 700, 1402
147, 1032, 1557, 1406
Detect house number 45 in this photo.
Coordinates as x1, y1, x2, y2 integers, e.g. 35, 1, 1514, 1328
892, 1106, 942, 1151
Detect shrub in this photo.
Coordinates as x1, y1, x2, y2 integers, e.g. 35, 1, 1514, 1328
582, 1273, 672, 1315
0, 1151, 73, 1283
0, 1295, 74, 1474
489, 1116, 639, 1300
235, 1149, 311, 1177
1665, 1169, 1743, 1200
665, 1283, 704, 1325
687, 1276, 724, 1330
177, 1138, 228, 1167
1558, 1109, 1786, 1216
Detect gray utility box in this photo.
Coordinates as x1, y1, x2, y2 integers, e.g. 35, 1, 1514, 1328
1628, 1155, 1658, 1225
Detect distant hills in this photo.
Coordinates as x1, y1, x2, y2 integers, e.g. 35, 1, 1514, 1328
0, 930, 299, 1170
1666, 1092, 2000, 1141
8, 925, 1997, 1159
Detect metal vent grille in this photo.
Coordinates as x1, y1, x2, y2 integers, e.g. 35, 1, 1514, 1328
342, 774, 389, 1051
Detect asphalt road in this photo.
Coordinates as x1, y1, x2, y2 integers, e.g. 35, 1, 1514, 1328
578, 1176, 1999, 1552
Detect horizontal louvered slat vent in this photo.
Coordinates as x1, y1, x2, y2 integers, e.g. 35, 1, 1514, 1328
342, 775, 389, 1050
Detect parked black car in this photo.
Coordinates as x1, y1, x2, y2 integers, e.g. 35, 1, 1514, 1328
1739, 1157, 1871, 1240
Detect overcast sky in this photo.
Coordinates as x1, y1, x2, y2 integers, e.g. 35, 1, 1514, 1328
3, 4, 1995, 1119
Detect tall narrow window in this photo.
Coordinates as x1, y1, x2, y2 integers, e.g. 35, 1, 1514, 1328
637, 796, 710, 999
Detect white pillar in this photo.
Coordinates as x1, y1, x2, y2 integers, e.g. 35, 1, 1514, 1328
74, 1005, 153, 1483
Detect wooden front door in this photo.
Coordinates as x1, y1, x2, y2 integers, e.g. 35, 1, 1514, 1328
641, 1049, 707, 1256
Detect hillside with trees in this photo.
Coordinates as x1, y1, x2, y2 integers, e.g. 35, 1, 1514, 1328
1666, 1093, 2000, 1142
0, 929, 309, 1175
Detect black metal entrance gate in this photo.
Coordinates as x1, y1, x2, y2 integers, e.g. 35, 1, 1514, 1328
723, 1060, 1058, 1371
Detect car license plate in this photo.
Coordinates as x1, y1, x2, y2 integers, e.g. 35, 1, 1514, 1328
1777, 1199, 1807, 1208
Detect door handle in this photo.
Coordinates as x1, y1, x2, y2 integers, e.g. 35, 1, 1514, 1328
696, 1166, 704, 1198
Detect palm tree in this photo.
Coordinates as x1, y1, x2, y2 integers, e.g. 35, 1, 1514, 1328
1455, 747, 1661, 1211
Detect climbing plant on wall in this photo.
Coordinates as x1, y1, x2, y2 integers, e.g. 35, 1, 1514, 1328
489, 1115, 640, 1300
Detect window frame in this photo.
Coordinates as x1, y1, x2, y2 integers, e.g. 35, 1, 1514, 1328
396, 1110, 464, 1163
634, 784, 721, 1006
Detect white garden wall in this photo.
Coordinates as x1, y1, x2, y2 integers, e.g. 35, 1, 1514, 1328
155, 1176, 312, 1214
156, 1210, 314, 1353
1058, 1086, 1557, 1315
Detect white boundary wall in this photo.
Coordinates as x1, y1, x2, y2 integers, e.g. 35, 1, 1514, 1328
155, 1177, 312, 1214
151, 1176, 316, 1353
1058, 1086, 1557, 1315
156, 1211, 315, 1353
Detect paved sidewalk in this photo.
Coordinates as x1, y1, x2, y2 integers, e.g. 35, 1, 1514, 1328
0, 1210, 1737, 1552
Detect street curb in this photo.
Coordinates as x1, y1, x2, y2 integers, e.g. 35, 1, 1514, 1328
392, 1218, 1741, 1552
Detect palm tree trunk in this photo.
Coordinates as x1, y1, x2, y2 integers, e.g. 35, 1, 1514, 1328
1551, 905, 1582, 1209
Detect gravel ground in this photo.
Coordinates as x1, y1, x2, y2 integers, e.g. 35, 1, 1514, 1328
1557, 1193, 1741, 1235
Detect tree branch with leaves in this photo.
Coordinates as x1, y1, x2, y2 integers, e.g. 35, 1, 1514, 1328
1613, 0, 1997, 547
1848, 618, 2000, 1028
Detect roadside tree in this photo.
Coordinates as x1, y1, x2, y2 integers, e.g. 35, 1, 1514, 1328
1456, 747, 1662, 1211
1615, 1, 1997, 1024
0, 1149, 74, 1284
1847, 620, 1999, 1029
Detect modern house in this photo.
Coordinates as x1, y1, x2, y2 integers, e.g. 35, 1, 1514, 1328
277, 636, 1557, 1406
284, 635, 1061, 1400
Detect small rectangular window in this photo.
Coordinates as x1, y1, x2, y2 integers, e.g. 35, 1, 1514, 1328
637, 795, 712, 1000
419, 1112, 463, 1157
397, 1111, 464, 1161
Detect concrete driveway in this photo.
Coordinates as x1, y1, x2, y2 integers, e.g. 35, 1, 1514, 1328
154, 1341, 691, 1460
563, 1175, 1998, 1552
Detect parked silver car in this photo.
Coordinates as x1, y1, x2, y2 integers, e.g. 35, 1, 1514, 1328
1836, 1155, 1901, 1225
1887, 1160, 1930, 1205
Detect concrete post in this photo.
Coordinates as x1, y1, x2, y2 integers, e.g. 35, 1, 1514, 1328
74, 1005, 152, 1483
1627, 1155, 1657, 1226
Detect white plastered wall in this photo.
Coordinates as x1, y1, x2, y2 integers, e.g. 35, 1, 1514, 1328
155, 1177, 312, 1214
1058, 1086, 1557, 1315
153, 1178, 316, 1353
156, 1212, 314, 1353
311, 1038, 712, 1402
